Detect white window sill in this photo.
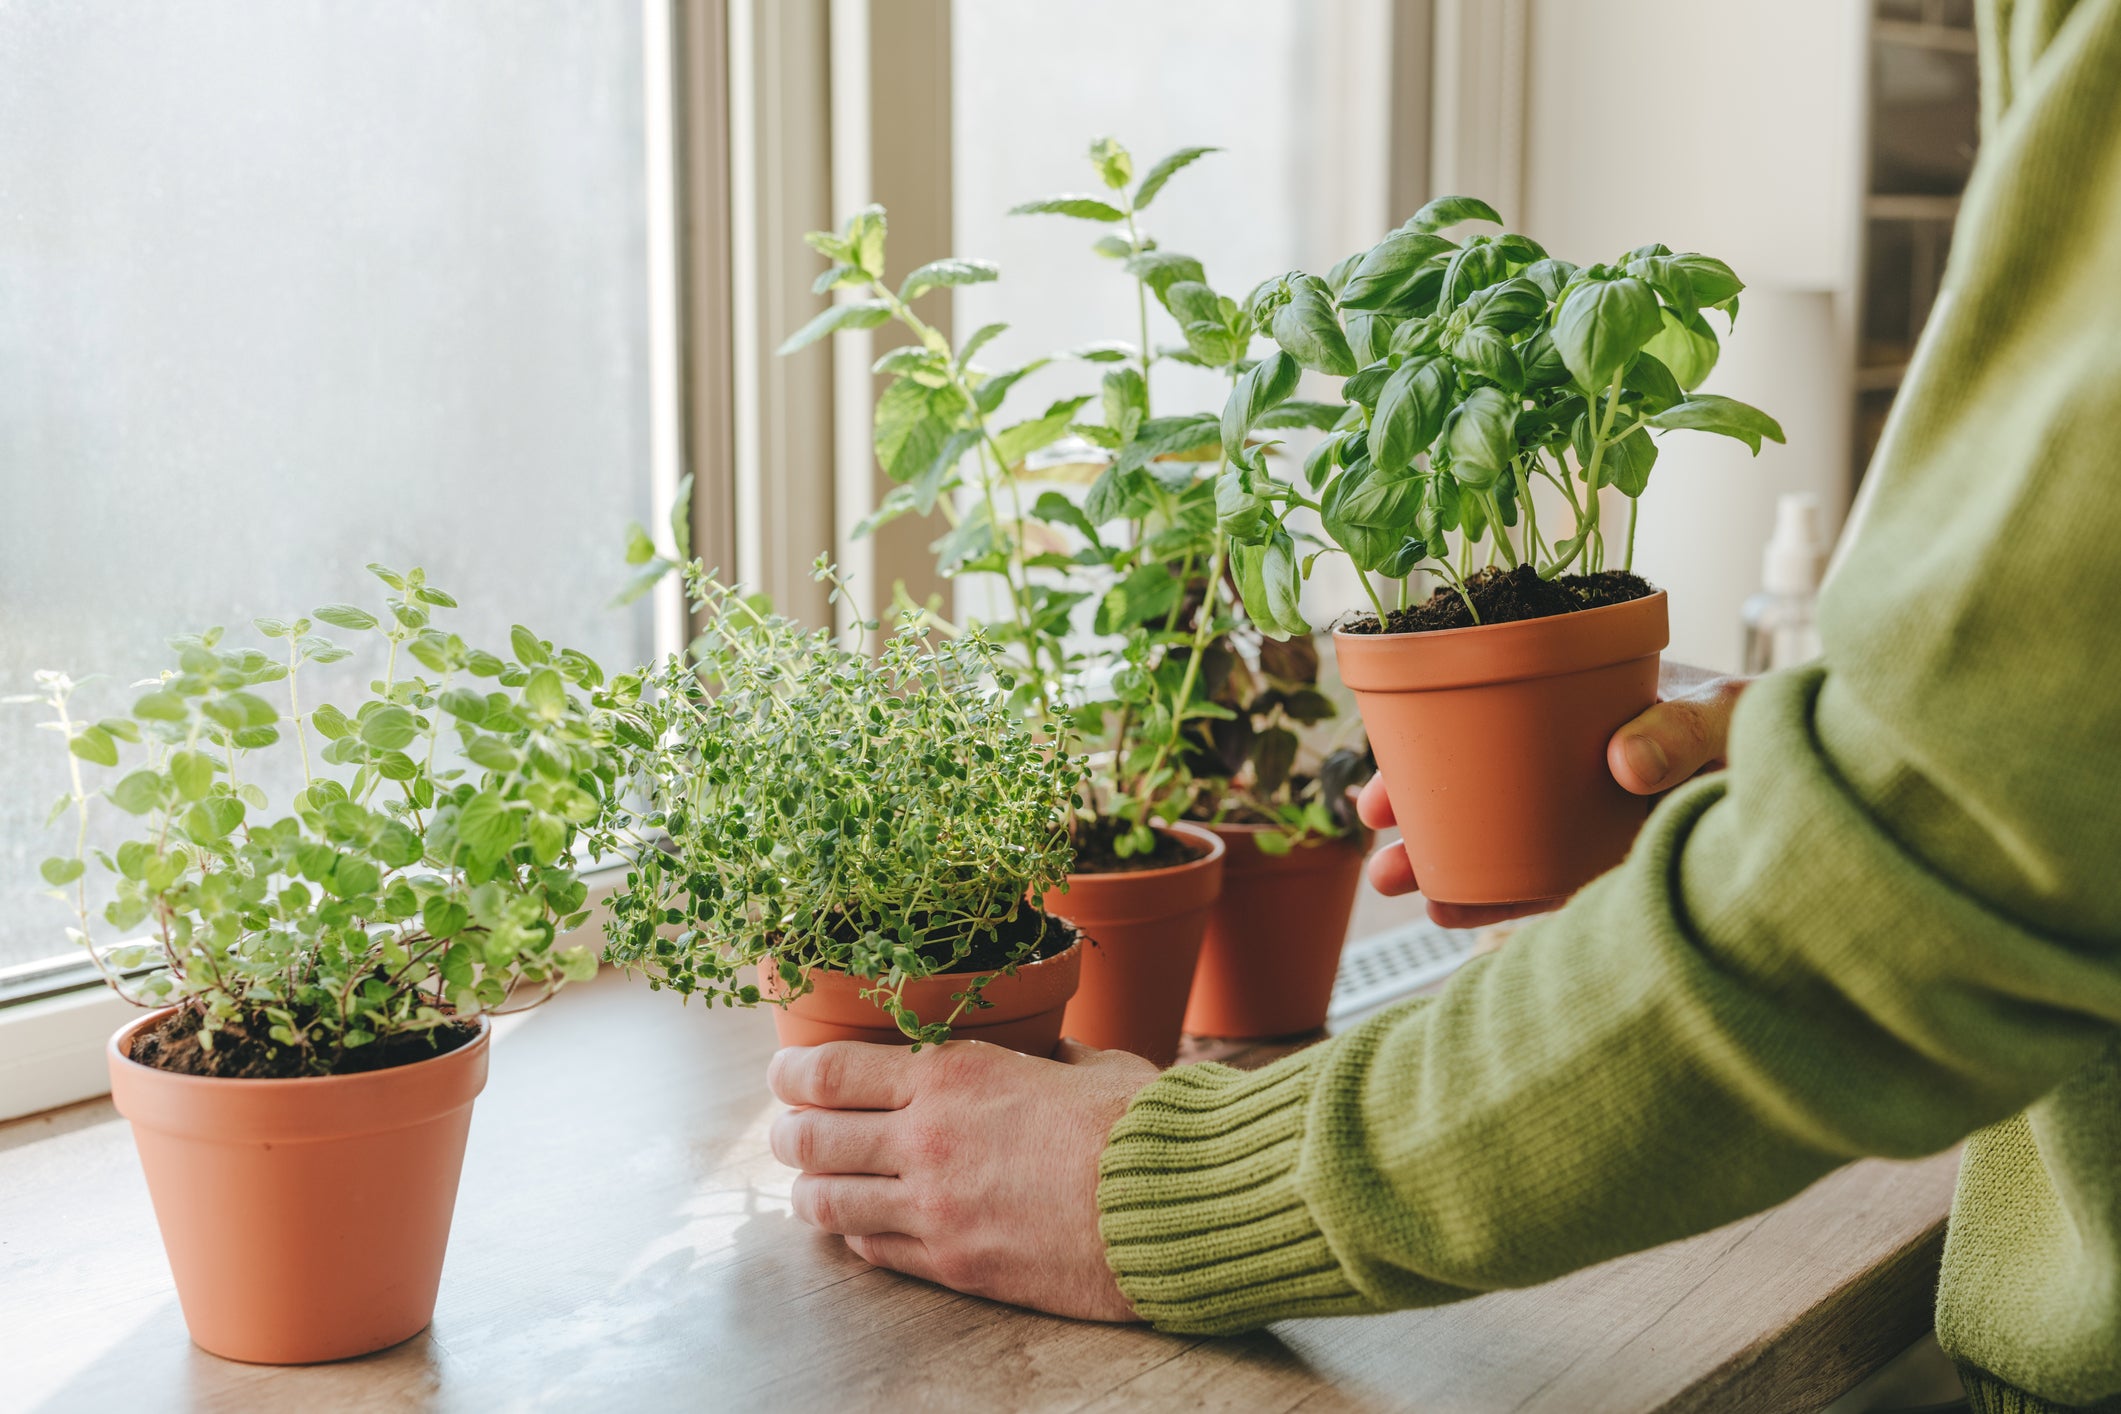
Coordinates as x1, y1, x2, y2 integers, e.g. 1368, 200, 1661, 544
0, 986, 141, 1122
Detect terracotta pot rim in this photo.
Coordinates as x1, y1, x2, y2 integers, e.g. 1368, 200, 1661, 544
1067, 820, 1227, 883
109, 1007, 491, 1093
1203, 819, 1369, 846
1329, 587, 1667, 646
773, 932, 1084, 986
1334, 590, 1668, 693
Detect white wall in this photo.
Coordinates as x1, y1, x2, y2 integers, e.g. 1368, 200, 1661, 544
1523, 0, 1866, 670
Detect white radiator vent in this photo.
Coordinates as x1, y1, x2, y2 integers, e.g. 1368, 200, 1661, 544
1327, 918, 1482, 1022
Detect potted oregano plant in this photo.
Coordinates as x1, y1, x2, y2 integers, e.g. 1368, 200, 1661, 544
1219, 196, 1785, 908
1177, 630, 1376, 1040
22, 567, 631, 1364
601, 561, 1086, 1055
778, 135, 1372, 1064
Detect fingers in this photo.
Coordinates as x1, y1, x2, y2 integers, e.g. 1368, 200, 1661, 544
1355, 773, 1397, 831
770, 1106, 904, 1176
1428, 897, 1558, 929
1608, 675, 1750, 795
844, 1232, 945, 1286
768, 1042, 918, 1111
790, 1173, 913, 1237
1365, 838, 1419, 897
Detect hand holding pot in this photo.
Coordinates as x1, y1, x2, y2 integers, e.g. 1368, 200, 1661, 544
1363, 667, 1752, 926
768, 1038, 1158, 1323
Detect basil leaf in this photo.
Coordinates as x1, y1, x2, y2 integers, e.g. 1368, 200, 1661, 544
1553, 276, 1662, 392
1645, 394, 1787, 454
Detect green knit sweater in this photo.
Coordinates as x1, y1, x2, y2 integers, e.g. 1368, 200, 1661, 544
1096, 3, 2121, 1409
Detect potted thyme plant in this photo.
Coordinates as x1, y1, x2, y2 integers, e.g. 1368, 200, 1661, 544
22, 567, 632, 1364
1219, 196, 1785, 908
601, 561, 1086, 1055
780, 137, 1352, 1064
1178, 631, 1375, 1040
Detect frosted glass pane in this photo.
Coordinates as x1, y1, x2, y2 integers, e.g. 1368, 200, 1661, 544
0, 1, 651, 968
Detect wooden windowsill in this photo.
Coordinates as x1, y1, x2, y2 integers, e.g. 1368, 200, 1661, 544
1, 965, 1956, 1412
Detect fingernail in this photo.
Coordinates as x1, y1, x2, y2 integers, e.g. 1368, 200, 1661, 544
1622, 733, 1670, 789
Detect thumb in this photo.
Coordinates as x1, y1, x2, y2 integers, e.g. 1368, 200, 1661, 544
1608, 675, 1750, 795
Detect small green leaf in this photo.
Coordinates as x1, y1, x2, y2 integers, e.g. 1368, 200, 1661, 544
898, 257, 999, 302
359, 706, 419, 751
41, 857, 85, 886
1221, 350, 1301, 453
1132, 145, 1219, 210
1645, 394, 1787, 454
168, 750, 215, 801
423, 895, 470, 940
69, 726, 119, 767
313, 604, 378, 631
1554, 276, 1663, 393
1403, 195, 1503, 233
108, 770, 166, 815
130, 690, 187, 722
523, 668, 566, 719
1008, 195, 1126, 222
623, 522, 657, 566
453, 790, 518, 862
776, 299, 892, 356
1270, 276, 1356, 376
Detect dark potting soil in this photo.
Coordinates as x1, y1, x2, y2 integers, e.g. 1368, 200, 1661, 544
1345, 565, 1657, 635
128, 1005, 478, 1080
824, 905, 1077, 974
1069, 818, 1211, 876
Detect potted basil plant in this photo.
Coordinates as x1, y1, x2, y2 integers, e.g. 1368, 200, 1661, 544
1178, 630, 1375, 1039
21, 567, 630, 1364
601, 561, 1087, 1055
1219, 196, 1784, 909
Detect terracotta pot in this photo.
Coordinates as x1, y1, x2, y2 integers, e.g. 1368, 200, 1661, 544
107, 1010, 489, 1364
1048, 822, 1225, 1067
1183, 823, 1368, 1040
758, 935, 1082, 1055
1334, 591, 1668, 908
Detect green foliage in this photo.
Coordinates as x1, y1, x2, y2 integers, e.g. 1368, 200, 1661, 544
601, 565, 1084, 1049
1180, 633, 1373, 851
777, 135, 1271, 862
1219, 205, 1785, 631
23, 568, 635, 1074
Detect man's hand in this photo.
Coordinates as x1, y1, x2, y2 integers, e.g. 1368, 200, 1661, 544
1362, 665, 1752, 926
767, 1037, 1159, 1321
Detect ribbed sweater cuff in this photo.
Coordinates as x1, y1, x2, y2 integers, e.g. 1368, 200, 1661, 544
1958, 1363, 2113, 1414
1096, 1051, 1373, 1334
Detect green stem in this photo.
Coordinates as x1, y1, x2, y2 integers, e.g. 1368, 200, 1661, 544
286, 643, 311, 786
1625, 494, 1640, 572
1124, 207, 1152, 416
1133, 543, 1223, 812
1575, 367, 1628, 573
1357, 566, 1390, 625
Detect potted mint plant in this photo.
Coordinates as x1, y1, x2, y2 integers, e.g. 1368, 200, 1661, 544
1179, 631, 1375, 1039
1219, 196, 1784, 909
780, 136, 1355, 1064
22, 567, 629, 1364
601, 562, 1086, 1054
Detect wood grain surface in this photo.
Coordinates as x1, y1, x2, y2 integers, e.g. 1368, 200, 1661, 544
0, 963, 1956, 1413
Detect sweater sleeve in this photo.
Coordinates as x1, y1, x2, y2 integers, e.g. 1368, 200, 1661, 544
1098, 0, 2121, 1335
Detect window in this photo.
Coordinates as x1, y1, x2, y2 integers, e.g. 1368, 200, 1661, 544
0, 2, 658, 979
